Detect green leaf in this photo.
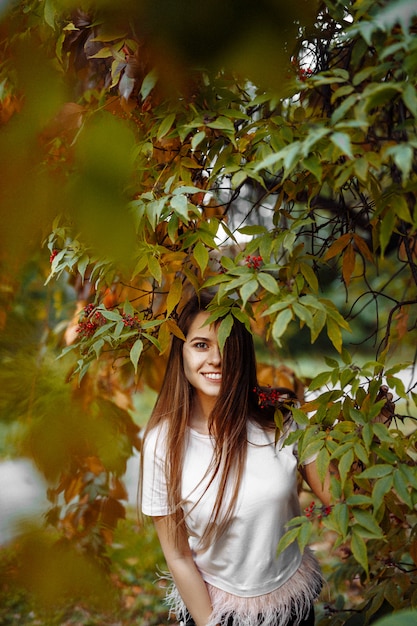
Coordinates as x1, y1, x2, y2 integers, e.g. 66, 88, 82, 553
147, 197, 166, 229
271, 308, 293, 344
92, 338, 104, 358
231, 170, 247, 188
331, 94, 358, 125
399, 463, 417, 490
363, 84, 401, 111
331, 132, 354, 159
99, 309, 122, 322
113, 320, 125, 339
309, 370, 332, 391
276, 526, 300, 555
291, 408, 309, 426
194, 241, 209, 276
387, 144, 414, 183
240, 278, 258, 307
345, 494, 372, 506
206, 116, 235, 132
379, 209, 396, 257
130, 339, 143, 375
88, 47, 113, 59
302, 155, 322, 183
339, 448, 354, 488
292, 302, 314, 329
44, 0, 56, 29
299, 263, 319, 293
217, 314, 234, 354
351, 528, 369, 575
172, 185, 204, 196
359, 464, 392, 480
148, 255, 162, 284
78, 253, 90, 282
191, 130, 206, 150
372, 475, 393, 511
262, 300, 293, 316
297, 521, 313, 553
332, 502, 349, 538
170, 194, 190, 221
316, 446, 330, 485
238, 225, 268, 235
302, 127, 330, 154
353, 509, 384, 538
157, 113, 176, 140
393, 470, 413, 507
402, 83, 417, 117
257, 272, 279, 295
140, 68, 158, 99
310, 308, 327, 343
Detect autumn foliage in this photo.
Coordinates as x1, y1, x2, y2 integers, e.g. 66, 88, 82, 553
1, 0, 417, 623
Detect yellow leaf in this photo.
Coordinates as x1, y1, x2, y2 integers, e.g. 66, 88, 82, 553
166, 277, 183, 317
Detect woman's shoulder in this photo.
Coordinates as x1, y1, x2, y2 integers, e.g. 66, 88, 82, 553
143, 420, 169, 452
248, 416, 297, 446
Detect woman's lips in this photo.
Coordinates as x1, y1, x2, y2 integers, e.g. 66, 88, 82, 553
203, 373, 222, 381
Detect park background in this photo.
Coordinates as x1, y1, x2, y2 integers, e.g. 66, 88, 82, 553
0, 0, 417, 624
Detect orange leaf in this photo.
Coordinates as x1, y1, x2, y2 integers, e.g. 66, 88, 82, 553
166, 318, 186, 340
85, 456, 105, 475
100, 527, 114, 545
300, 400, 320, 413
353, 233, 373, 263
342, 243, 356, 287
64, 475, 83, 504
394, 307, 409, 340
101, 497, 126, 529
110, 476, 129, 500
323, 233, 351, 261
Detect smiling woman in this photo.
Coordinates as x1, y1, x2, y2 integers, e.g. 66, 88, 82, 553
140, 292, 331, 626
183, 312, 223, 431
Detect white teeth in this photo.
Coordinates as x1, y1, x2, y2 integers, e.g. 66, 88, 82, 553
204, 373, 222, 380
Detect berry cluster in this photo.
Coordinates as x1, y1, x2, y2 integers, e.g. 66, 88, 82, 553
253, 386, 284, 408
122, 313, 140, 329
49, 249, 59, 264
298, 67, 313, 82
76, 304, 105, 338
245, 255, 263, 269
304, 501, 332, 520
290, 58, 313, 82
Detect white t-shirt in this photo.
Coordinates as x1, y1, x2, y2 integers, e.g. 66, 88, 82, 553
142, 420, 312, 598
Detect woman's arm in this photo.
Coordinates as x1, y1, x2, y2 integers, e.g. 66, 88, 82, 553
301, 459, 334, 507
301, 385, 395, 507
153, 514, 213, 626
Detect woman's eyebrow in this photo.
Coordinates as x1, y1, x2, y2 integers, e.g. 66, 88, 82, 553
188, 335, 211, 342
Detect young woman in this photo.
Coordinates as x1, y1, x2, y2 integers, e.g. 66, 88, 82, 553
141, 293, 332, 626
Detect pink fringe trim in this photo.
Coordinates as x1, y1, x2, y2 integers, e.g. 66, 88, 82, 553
163, 548, 323, 626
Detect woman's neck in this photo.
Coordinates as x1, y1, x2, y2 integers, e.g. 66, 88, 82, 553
189, 395, 216, 435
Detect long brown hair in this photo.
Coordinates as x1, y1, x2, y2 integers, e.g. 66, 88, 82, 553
141, 292, 295, 546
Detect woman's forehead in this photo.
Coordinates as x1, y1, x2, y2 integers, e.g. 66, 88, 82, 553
187, 311, 217, 337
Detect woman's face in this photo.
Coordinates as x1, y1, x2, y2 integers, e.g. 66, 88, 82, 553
182, 311, 222, 399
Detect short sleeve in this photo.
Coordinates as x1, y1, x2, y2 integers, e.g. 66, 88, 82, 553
141, 424, 171, 516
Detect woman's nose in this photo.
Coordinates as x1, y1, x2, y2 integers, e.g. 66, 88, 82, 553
208, 346, 221, 366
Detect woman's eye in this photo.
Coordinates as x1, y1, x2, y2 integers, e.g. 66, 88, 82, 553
194, 342, 208, 349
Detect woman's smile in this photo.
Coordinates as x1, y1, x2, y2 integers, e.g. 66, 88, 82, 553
202, 372, 222, 381
183, 311, 222, 399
